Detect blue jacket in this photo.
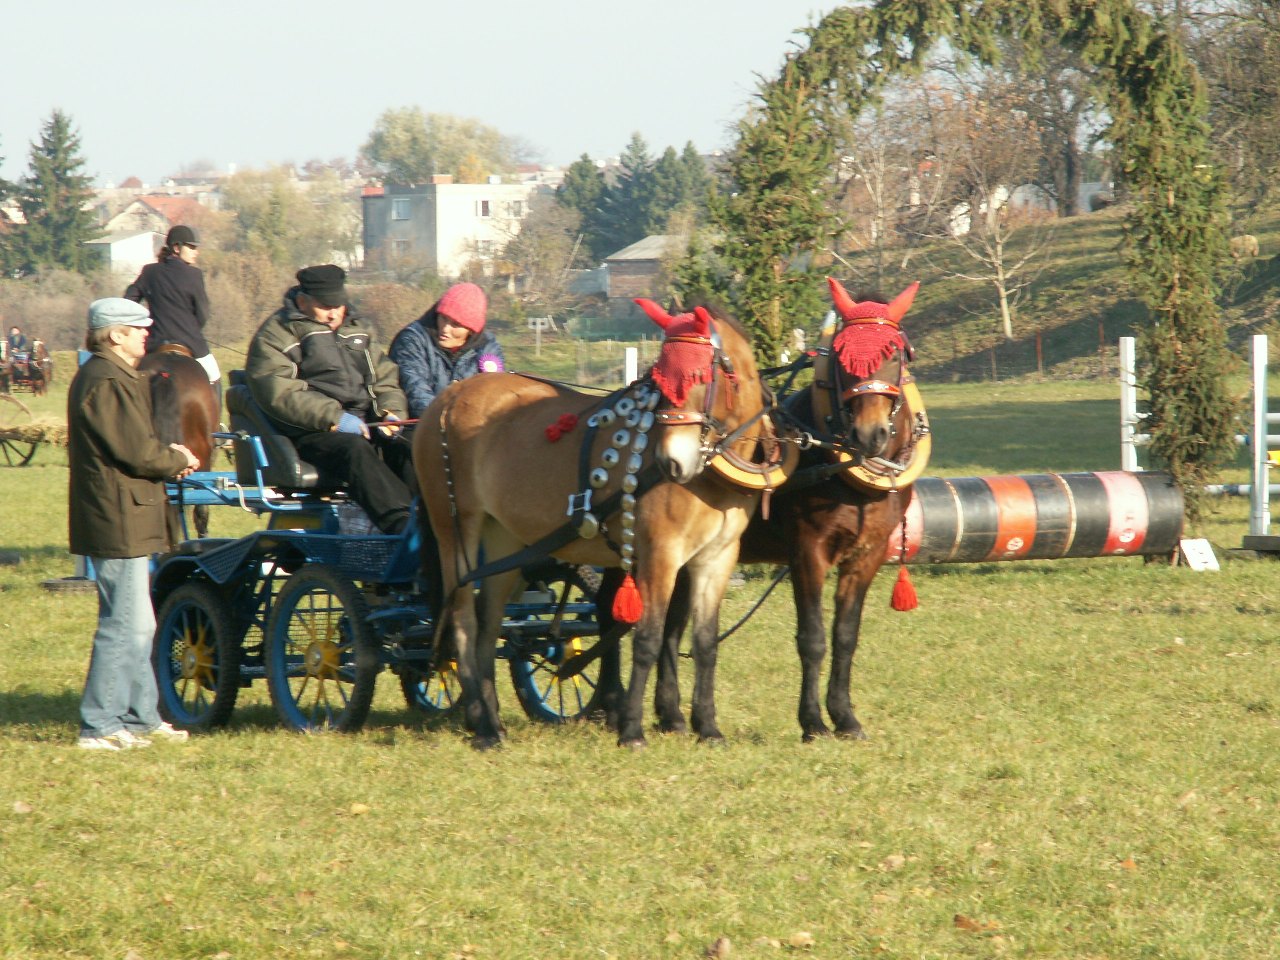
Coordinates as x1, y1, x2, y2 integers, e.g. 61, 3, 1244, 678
389, 310, 505, 418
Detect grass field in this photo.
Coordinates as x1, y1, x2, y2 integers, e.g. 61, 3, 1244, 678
0, 364, 1276, 960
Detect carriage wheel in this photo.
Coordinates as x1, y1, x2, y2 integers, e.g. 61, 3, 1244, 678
152, 581, 242, 729
264, 565, 380, 732
0, 395, 37, 467
399, 659, 463, 716
508, 565, 613, 723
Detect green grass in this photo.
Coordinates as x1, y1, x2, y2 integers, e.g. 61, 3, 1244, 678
1, 365, 1277, 959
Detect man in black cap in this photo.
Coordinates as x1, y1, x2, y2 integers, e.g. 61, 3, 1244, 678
245, 264, 416, 533
124, 224, 219, 388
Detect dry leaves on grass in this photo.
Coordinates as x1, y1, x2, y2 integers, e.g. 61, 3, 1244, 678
954, 914, 1002, 933
705, 936, 732, 957
12, 801, 33, 815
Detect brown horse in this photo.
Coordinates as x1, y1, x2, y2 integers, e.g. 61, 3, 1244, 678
414, 303, 770, 748
657, 279, 930, 742
140, 345, 219, 541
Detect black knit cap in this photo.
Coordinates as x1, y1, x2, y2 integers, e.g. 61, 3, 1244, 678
296, 264, 347, 307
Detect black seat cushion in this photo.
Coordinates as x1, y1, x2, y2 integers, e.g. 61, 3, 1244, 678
225, 376, 321, 490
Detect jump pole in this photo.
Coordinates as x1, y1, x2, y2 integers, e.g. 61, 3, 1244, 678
885, 471, 1184, 564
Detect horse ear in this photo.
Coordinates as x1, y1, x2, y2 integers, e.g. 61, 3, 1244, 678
886, 282, 920, 326
692, 305, 714, 336
826, 277, 858, 322
634, 298, 674, 330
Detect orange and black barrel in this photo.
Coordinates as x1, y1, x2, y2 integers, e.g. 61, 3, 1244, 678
886, 471, 1184, 564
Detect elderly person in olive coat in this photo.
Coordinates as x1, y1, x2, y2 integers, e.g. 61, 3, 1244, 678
68, 298, 199, 751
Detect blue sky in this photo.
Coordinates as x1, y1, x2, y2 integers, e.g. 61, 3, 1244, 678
3, 0, 836, 186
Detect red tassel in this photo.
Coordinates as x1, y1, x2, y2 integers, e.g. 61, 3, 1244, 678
611, 573, 643, 625
890, 565, 918, 612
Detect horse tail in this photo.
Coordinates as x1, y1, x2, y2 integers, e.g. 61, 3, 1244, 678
149, 369, 183, 446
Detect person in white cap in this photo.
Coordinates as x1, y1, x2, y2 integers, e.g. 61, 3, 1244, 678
68, 298, 200, 751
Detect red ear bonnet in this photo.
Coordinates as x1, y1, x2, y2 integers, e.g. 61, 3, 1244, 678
827, 278, 918, 378
827, 277, 919, 328
639, 299, 716, 406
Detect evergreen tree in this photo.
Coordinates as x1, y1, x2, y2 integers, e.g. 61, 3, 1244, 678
556, 154, 605, 264
592, 133, 656, 258
648, 148, 684, 222
692, 53, 837, 359
679, 142, 714, 219
557, 154, 605, 215
11, 111, 98, 276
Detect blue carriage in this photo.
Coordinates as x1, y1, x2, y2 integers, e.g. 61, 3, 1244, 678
149, 376, 611, 733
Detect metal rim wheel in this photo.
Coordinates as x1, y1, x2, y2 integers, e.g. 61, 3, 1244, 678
399, 659, 463, 716
264, 565, 380, 732
508, 565, 612, 723
0, 395, 37, 467
152, 581, 242, 729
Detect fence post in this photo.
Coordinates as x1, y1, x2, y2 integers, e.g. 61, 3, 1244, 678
1248, 334, 1270, 538
1119, 336, 1141, 472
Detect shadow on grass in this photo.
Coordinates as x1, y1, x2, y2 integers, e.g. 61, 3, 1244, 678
0, 689, 81, 727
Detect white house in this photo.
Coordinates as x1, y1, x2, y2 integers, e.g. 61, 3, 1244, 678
362, 176, 547, 278
83, 231, 162, 277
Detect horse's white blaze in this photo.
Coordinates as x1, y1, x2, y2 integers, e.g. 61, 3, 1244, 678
654, 427, 704, 482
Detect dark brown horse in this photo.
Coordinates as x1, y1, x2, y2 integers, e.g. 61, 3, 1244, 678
656, 279, 931, 741
415, 303, 771, 749
140, 345, 219, 541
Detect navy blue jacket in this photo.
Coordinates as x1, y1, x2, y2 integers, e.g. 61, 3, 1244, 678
125, 255, 211, 356
389, 309, 505, 418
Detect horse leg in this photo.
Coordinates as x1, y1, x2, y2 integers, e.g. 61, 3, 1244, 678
653, 569, 690, 733
792, 551, 833, 742
592, 568, 628, 730
685, 551, 738, 744
476, 564, 522, 743
826, 561, 874, 740
437, 518, 501, 749
193, 504, 210, 539
617, 563, 680, 748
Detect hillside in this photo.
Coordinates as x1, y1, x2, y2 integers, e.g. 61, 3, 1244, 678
826, 207, 1280, 384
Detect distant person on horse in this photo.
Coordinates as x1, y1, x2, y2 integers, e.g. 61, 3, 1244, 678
124, 225, 220, 396
69, 298, 199, 751
245, 264, 417, 535
389, 282, 505, 419
8, 325, 29, 354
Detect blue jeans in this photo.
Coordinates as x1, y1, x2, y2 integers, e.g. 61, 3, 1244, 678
79, 556, 161, 737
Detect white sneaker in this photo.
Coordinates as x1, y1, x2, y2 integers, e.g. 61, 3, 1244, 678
147, 722, 190, 743
78, 730, 152, 751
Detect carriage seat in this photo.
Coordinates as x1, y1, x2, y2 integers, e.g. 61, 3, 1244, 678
225, 371, 321, 490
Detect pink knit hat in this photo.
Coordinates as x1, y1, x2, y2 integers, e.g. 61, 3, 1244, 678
437, 282, 487, 333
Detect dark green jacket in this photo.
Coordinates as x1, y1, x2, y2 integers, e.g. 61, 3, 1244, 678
245, 290, 407, 438
67, 349, 189, 558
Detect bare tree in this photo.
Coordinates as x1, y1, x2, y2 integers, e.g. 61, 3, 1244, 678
936, 85, 1058, 340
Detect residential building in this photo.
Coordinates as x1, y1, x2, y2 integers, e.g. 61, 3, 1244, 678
83, 231, 162, 277
362, 176, 546, 279
603, 234, 686, 321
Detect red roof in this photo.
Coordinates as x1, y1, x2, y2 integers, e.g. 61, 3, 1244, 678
362, 185, 385, 197
137, 195, 206, 224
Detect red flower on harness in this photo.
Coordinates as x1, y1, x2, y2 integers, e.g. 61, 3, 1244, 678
634, 299, 717, 407
827, 278, 919, 379
544, 413, 579, 442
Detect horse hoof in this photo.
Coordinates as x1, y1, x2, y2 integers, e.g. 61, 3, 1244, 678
618, 737, 647, 750
835, 726, 868, 741
470, 734, 502, 751
657, 720, 689, 735
697, 733, 727, 747
801, 726, 833, 743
